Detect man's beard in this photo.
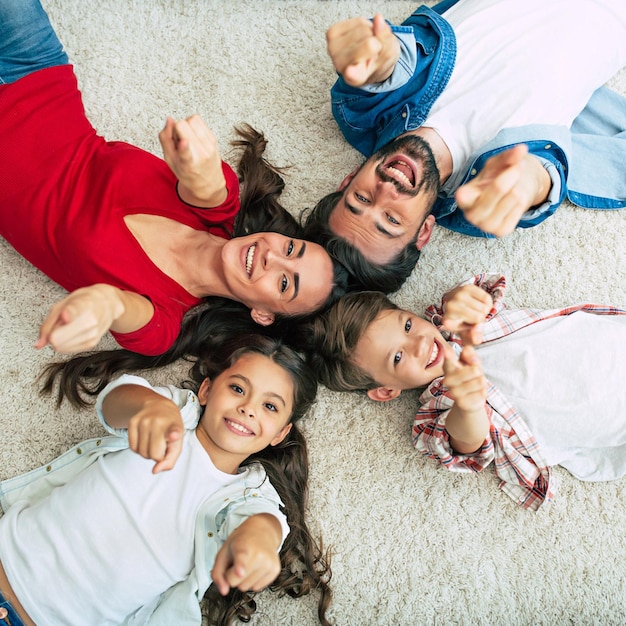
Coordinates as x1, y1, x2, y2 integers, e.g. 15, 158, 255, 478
370, 135, 440, 197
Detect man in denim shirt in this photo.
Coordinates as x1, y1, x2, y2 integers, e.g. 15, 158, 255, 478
304, 0, 626, 292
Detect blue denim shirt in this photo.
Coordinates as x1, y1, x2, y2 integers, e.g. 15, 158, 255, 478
330, 2, 626, 237
0, 375, 288, 626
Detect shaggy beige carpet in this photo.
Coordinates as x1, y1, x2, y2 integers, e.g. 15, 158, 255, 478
1, 1, 625, 624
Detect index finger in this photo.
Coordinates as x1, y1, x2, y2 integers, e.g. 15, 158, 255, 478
152, 428, 184, 474
38, 297, 73, 336
159, 117, 182, 159
211, 545, 232, 596
326, 16, 372, 43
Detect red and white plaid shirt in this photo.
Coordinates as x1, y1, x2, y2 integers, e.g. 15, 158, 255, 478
413, 274, 626, 511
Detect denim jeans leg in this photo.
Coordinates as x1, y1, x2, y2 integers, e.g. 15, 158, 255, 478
0, 0, 69, 85
0, 594, 27, 626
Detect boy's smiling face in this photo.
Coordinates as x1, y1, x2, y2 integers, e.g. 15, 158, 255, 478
353, 307, 452, 400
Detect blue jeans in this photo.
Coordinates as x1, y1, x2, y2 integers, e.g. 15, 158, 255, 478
0, 0, 68, 85
0, 590, 26, 626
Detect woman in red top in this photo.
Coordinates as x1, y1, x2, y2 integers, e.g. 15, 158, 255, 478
0, 0, 346, 357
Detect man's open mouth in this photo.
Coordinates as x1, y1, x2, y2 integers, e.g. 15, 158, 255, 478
377, 155, 418, 195
384, 158, 416, 188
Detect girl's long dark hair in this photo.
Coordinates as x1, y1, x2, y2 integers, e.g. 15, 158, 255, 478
204, 426, 332, 626
179, 334, 333, 625
40, 125, 347, 407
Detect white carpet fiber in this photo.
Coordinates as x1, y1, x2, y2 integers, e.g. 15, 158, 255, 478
1, 2, 625, 624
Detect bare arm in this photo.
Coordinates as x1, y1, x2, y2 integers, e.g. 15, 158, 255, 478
159, 114, 228, 208
443, 347, 490, 454
440, 284, 492, 453
211, 513, 283, 596
35, 284, 154, 354
101, 383, 184, 473
455, 144, 552, 237
326, 13, 401, 87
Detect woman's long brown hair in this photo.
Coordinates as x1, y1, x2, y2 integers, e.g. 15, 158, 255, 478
39, 125, 346, 408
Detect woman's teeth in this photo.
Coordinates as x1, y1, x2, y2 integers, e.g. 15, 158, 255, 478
245, 244, 256, 276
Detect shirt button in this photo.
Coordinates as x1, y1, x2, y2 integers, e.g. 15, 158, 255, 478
401, 111, 407, 119
544, 144, 552, 149
207, 531, 214, 538
46, 465, 52, 472
470, 168, 477, 176
76, 448, 82, 455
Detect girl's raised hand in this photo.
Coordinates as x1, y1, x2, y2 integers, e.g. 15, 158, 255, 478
211, 513, 282, 596
442, 284, 493, 346
159, 114, 227, 208
126, 395, 184, 474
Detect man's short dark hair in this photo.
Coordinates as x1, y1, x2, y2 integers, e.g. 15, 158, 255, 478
302, 190, 422, 293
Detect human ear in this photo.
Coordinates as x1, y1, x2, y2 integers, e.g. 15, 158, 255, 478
338, 167, 359, 191
197, 377, 212, 406
366, 386, 402, 402
416, 214, 435, 250
270, 422, 293, 446
250, 308, 275, 326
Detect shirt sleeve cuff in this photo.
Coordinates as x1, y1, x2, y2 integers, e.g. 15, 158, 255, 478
518, 157, 562, 223
95, 374, 201, 435
357, 29, 417, 93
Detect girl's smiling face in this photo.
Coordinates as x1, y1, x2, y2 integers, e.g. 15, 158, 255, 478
353, 307, 452, 397
196, 352, 295, 473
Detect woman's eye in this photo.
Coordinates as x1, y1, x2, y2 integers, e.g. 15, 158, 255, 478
386, 213, 400, 225
404, 318, 412, 333
280, 275, 288, 293
287, 240, 294, 256
230, 384, 244, 394
393, 351, 402, 365
355, 193, 369, 204
264, 402, 277, 412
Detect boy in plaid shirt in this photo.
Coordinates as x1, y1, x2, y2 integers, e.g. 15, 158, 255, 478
307, 274, 626, 510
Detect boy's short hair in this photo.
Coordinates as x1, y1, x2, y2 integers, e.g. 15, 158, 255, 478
306, 291, 399, 392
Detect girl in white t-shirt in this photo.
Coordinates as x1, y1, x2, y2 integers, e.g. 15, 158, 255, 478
0, 334, 331, 626
306, 274, 626, 510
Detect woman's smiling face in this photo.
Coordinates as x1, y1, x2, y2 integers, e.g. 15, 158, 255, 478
353, 307, 452, 392
221, 232, 335, 325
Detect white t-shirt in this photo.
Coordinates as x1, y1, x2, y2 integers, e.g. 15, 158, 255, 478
477, 312, 626, 481
0, 430, 238, 626
425, 0, 626, 183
